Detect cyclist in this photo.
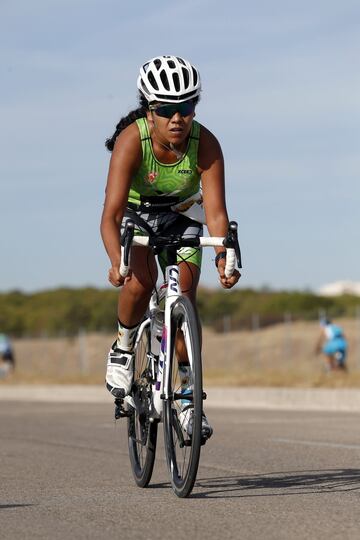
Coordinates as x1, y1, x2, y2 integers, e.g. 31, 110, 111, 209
315, 318, 348, 371
0, 333, 15, 370
100, 55, 241, 438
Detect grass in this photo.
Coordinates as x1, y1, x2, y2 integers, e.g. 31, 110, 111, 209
1, 319, 359, 388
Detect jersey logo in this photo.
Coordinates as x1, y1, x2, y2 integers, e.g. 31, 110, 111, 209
178, 169, 192, 175
145, 171, 158, 184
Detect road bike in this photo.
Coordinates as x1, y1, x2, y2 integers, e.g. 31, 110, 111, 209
114, 220, 241, 497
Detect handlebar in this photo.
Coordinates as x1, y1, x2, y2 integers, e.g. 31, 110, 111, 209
120, 220, 242, 279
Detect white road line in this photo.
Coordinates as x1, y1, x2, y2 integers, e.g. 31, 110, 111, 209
272, 438, 360, 451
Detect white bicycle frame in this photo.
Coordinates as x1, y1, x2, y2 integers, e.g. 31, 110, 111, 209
121, 236, 237, 421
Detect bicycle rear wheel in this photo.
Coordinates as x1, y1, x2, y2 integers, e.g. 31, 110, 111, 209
127, 321, 158, 487
163, 296, 203, 498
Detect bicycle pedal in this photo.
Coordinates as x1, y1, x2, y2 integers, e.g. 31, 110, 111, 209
201, 428, 213, 444
181, 435, 210, 447
114, 399, 131, 419
183, 439, 192, 447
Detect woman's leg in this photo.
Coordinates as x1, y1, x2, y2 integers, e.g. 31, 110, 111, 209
325, 354, 335, 371
118, 246, 158, 326
106, 246, 157, 398
175, 261, 201, 361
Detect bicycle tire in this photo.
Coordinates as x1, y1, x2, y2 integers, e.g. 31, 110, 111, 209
163, 296, 203, 498
127, 321, 158, 487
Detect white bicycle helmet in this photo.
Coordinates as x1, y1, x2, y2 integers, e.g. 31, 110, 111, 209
137, 55, 201, 103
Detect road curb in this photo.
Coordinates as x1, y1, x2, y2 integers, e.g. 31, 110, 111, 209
1, 385, 360, 412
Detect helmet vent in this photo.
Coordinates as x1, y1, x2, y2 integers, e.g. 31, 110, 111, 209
177, 57, 186, 66
153, 58, 162, 70
167, 60, 176, 68
148, 72, 159, 91
173, 72, 180, 91
182, 67, 189, 88
192, 67, 198, 87
160, 70, 170, 90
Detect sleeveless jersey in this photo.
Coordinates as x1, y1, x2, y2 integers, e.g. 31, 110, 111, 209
128, 118, 201, 205
325, 324, 344, 340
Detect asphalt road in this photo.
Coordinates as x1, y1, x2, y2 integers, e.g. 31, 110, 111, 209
1, 402, 360, 540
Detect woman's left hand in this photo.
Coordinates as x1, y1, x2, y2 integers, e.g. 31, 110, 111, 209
217, 260, 241, 289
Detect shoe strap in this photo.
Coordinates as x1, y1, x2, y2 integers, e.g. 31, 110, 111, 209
108, 353, 133, 370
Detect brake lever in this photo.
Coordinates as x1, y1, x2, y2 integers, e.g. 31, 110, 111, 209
121, 220, 135, 267
224, 221, 242, 269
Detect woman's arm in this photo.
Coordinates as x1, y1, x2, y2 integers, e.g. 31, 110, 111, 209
100, 123, 141, 286
198, 125, 240, 289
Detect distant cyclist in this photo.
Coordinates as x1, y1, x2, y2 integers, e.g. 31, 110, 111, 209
315, 318, 348, 371
0, 333, 15, 370
100, 55, 240, 438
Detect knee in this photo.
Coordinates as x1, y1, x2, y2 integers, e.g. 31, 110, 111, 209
126, 273, 154, 299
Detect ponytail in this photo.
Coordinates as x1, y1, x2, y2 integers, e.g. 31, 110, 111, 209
105, 94, 149, 152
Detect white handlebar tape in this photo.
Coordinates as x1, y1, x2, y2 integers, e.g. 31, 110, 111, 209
120, 263, 129, 278
225, 248, 236, 278
119, 237, 236, 278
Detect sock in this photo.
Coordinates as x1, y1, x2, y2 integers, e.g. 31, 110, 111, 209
116, 320, 140, 352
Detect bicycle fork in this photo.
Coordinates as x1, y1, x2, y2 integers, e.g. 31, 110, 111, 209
151, 265, 181, 419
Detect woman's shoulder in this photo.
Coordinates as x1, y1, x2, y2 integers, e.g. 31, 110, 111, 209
111, 121, 143, 171
112, 121, 142, 154
197, 123, 223, 165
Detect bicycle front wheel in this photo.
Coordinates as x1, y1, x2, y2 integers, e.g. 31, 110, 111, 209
127, 321, 158, 488
163, 296, 203, 498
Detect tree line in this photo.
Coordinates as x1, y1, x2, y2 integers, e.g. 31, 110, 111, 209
0, 287, 359, 337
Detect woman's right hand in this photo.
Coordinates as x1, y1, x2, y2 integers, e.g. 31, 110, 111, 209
108, 265, 132, 287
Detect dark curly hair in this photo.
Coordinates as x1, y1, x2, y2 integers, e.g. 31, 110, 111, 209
105, 94, 149, 151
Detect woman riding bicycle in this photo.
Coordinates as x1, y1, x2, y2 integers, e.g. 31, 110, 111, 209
315, 318, 348, 372
100, 55, 240, 437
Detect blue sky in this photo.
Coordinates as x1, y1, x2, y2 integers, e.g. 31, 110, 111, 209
1, 0, 359, 292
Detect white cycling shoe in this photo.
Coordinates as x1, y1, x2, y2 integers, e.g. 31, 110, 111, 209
178, 407, 213, 440
105, 342, 134, 399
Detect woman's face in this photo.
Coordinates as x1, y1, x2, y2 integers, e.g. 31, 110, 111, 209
146, 100, 196, 145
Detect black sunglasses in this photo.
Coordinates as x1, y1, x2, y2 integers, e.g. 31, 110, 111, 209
149, 101, 196, 118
